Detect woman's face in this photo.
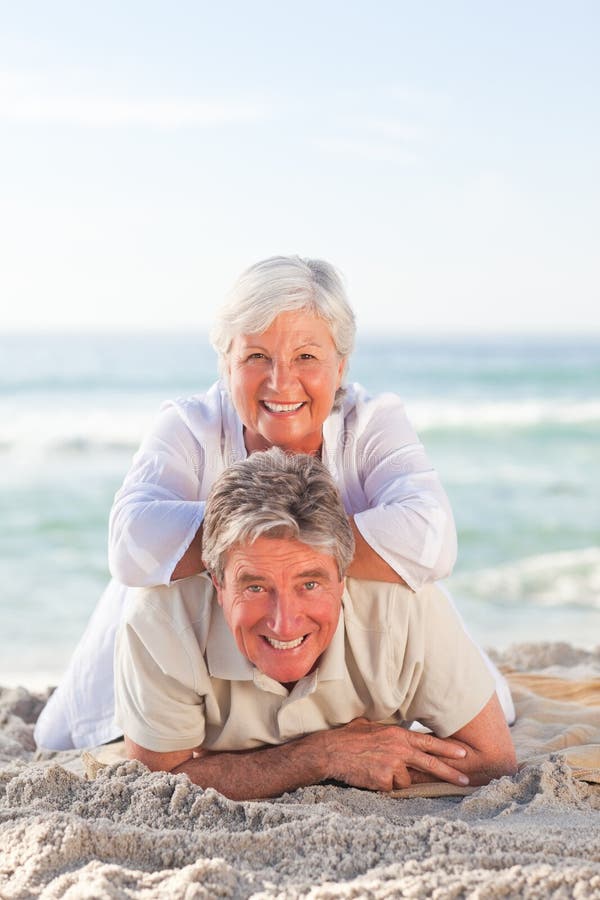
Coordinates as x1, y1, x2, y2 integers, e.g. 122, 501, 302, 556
228, 309, 345, 454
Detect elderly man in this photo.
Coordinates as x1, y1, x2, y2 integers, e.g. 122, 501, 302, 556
115, 449, 516, 800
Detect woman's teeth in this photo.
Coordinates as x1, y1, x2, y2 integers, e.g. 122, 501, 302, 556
265, 635, 305, 650
263, 401, 304, 412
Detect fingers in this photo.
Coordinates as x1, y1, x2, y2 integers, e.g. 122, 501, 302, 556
348, 719, 467, 761
392, 769, 412, 790
406, 748, 470, 786
411, 731, 467, 760
328, 719, 471, 790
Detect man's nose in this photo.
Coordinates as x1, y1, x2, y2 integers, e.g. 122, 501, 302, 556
267, 594, 302, 637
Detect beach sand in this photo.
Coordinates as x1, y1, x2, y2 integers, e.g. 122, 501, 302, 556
2, 642, 600, 898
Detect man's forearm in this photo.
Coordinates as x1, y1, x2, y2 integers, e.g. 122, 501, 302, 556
177, 712, 517, 797
127, 717, 477, 801
442, 693, 517, 786
172, 732, 326, 800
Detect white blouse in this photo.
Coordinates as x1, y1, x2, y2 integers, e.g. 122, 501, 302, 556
109, 381, 456, 591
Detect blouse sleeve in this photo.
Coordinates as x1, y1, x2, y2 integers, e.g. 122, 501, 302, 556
108, 401, 209, 588
350, 391, 457, 590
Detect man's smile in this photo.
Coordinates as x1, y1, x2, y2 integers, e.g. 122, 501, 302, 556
263, 634, 308, 650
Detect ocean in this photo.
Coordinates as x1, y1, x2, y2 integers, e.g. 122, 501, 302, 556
1, 331, 599, 687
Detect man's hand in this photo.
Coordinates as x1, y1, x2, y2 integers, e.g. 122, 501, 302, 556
321, 717, 470, 791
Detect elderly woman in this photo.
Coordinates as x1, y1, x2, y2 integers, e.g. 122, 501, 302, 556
35, 256, 513, 750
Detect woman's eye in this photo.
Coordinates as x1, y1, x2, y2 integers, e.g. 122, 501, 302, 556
298, 353, 316, 360
247, 352, 267, 361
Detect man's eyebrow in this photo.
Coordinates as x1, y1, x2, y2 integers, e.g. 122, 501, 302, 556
236, 573, 267, 585
296, 569, 331, 581
235, 568, 332, 585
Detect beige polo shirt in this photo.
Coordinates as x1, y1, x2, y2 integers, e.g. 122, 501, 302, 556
114, 575, 495, 753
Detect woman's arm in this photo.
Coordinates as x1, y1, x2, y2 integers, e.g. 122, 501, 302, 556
346, 519, 408, 584
170, 524, 205, 581
347, 390, 457, 589
108, 402, 212, 587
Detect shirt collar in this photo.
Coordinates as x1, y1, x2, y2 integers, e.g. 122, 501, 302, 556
220, 380, 248, 464
206, 600, 255, 681
321, 402, 343, 477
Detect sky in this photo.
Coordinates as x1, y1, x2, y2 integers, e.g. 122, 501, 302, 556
0, 1, 598, 334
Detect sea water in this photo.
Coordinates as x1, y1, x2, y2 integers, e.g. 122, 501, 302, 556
1, 332, 599, 687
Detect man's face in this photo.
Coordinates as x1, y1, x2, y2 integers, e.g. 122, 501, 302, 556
214, 536, 344, 686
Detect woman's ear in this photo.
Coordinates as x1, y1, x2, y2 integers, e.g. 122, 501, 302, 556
336, 356, 347, 389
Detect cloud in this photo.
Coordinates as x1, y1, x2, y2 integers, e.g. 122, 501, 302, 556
314, 136, 419, 164
0, 81, 269, 128
362, 119, 424, 143
311, 100, 426, 165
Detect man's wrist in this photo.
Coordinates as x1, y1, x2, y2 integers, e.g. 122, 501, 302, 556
301, 728, 332, 783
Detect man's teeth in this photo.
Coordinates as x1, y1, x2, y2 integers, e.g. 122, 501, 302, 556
265, 636, 305, 650
263, 401, 304, 413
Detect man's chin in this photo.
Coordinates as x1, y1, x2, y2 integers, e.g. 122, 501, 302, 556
255, 653, 316, 686
262, 664, 313, 685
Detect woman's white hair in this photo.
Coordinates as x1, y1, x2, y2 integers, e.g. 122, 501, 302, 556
210, 256, 356, 382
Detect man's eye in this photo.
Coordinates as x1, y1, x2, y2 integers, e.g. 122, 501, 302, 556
246, 584, 264, 593
304, 581, 318, 591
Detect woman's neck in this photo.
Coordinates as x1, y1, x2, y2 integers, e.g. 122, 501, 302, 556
243, 427, 323, 458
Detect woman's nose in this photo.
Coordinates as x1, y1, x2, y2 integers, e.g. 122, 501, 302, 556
267, 359, 296, 393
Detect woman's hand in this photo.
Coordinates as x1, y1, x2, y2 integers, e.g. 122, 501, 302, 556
170, 525, 206, 581
346, 519, 409, 585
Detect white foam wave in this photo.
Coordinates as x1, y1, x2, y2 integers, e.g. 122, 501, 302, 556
410, 399, 600, 431
451, 547, 600, 609
0, 408, 152, 453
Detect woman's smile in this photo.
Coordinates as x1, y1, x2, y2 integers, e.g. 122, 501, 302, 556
261, 400, 306, 414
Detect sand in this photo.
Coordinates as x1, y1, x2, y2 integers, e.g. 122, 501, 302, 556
2, 642, 600, 898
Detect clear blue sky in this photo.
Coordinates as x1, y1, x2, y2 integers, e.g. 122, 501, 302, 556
1, 1, 598, 333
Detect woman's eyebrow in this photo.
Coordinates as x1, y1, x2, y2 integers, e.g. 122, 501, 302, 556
239, 338, 325, 351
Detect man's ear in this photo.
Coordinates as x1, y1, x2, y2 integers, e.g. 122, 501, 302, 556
210, 572, 224, 605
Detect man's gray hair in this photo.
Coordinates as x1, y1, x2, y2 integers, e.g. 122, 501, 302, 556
202, 448, 355, 584
210, 256, 356, 393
